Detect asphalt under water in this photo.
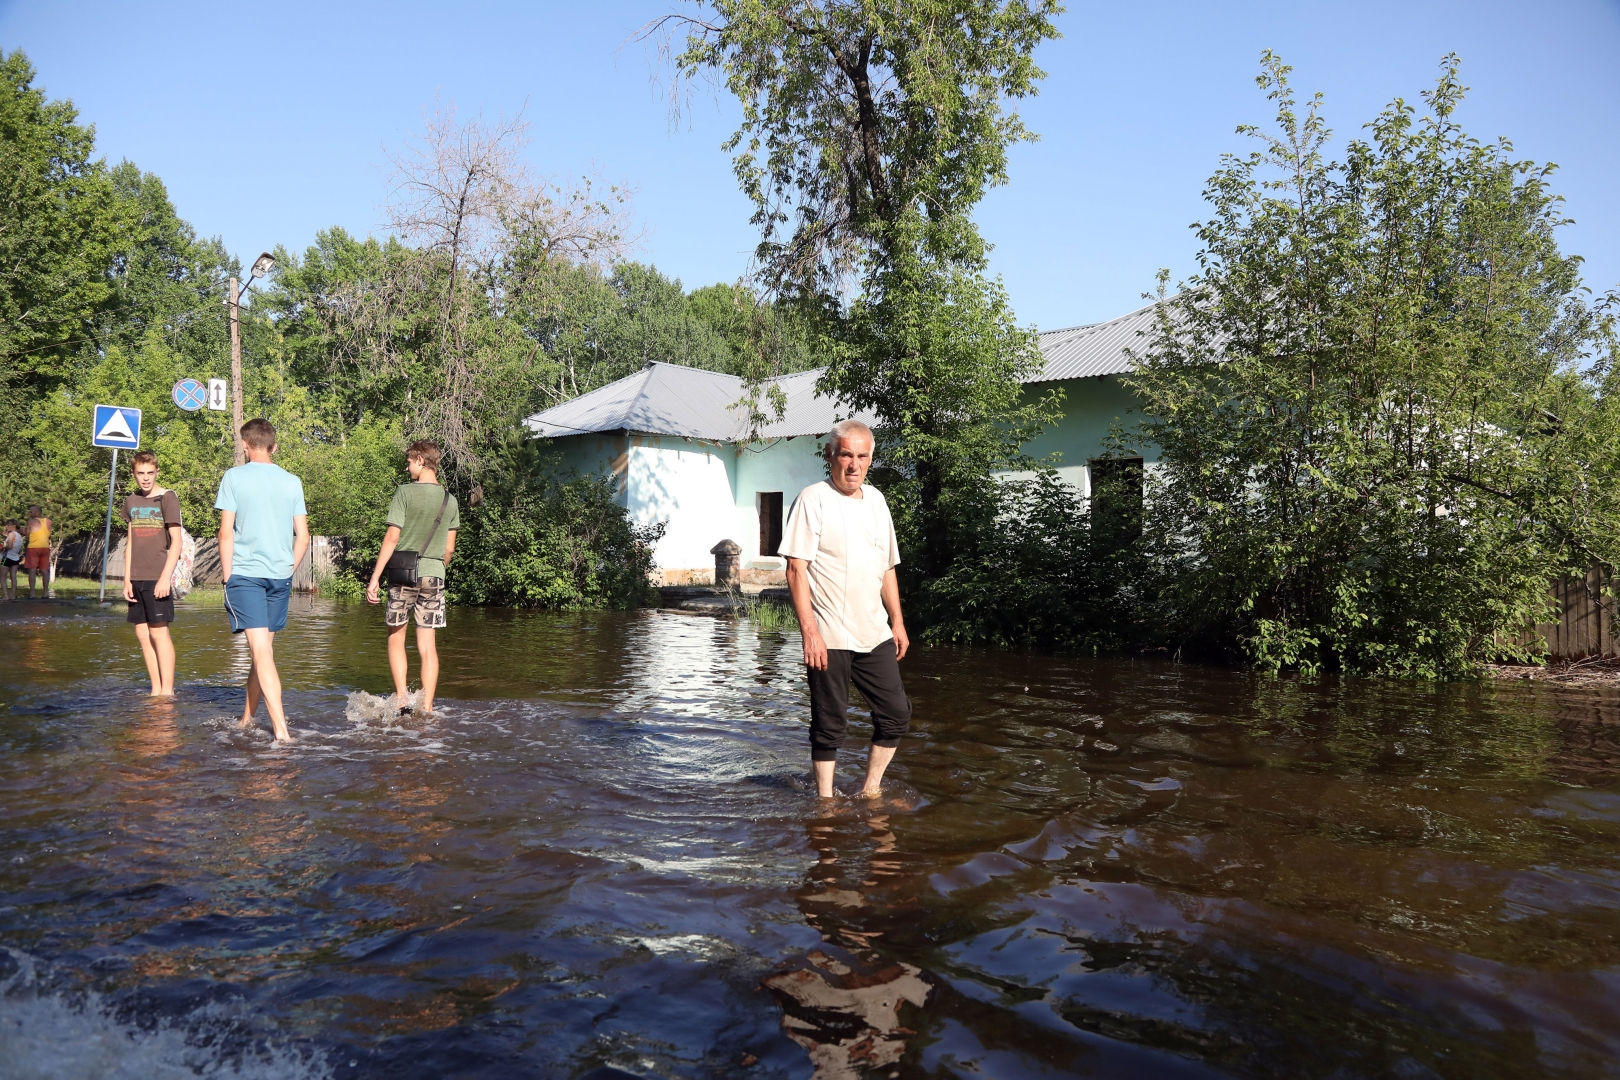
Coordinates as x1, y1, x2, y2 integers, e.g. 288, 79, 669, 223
0, 596, 1617, 1079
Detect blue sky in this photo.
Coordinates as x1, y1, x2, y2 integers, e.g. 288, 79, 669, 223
2, 0, 1616, 330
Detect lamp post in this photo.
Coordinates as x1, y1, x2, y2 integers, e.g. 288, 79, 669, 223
229, 251, 277, 465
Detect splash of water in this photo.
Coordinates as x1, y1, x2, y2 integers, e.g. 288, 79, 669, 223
342, 690, 419, 727
0, 951, 333, 1080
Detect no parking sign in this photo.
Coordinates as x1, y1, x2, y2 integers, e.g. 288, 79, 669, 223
173, 378, 207, 411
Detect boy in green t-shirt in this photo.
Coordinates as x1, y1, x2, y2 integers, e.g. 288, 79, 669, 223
365, 440, 460, 715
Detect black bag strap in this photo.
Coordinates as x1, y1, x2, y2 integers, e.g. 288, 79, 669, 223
417, 487, 452, 563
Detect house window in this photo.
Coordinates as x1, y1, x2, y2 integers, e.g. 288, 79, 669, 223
1088, 457, 1144, 545
758, 491, 784, 557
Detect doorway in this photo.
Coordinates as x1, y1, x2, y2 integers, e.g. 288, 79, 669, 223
758, 491, 784, 557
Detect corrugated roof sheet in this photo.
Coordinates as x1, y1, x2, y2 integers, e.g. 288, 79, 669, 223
523, 362, 877, 442
1031, 300, 1160, 382
524, 300, 1169, 440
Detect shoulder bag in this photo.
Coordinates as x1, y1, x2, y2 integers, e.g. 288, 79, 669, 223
384, 488, 452, 588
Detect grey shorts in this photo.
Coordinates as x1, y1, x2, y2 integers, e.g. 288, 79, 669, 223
386, 577, 446, 628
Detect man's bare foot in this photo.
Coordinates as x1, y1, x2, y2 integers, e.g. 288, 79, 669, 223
861, 786, 883, 798
237, 716, 255, 728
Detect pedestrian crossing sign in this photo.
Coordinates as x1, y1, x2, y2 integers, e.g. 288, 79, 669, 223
92, 404, 142, 449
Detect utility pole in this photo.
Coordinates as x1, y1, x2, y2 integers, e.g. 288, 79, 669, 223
229, 275, 244, 466
225, 255, 274, 465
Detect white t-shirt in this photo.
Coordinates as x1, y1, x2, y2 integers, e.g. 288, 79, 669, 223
779, 480, 902, 652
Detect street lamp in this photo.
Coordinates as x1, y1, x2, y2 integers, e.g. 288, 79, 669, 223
229, 251, 277, 465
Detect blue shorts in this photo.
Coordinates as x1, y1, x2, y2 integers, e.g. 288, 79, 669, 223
224, 575, 291, 634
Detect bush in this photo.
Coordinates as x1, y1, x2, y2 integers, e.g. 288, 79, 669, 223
449, 474, 662, 609
313, 566, 364, 600
908, 468, 1154, 652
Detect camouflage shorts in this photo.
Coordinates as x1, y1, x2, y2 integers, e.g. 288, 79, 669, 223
386, 577, 447, 628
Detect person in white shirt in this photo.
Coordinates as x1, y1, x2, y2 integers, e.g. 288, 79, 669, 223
780, 419, 912, 799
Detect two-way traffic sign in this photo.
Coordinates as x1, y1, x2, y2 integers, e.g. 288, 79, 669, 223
92, 405, 142, 449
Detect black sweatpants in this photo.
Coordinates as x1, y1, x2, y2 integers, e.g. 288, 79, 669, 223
806, 638, 912, 761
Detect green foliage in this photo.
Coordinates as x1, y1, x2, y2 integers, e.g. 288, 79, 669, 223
913, 468, 1147, 650
0, 50, 241, 543
15, 332, 236, 537
0, 68, 762, 609
831, 219, 1059, 579
1123, 55, 1620, 677
449, 474, 662, 610
312, 567, 364, 600
0, 50, 122, 394
671, 0, 1062, 290
517, 262, 819, 397
272, 411, 405, 542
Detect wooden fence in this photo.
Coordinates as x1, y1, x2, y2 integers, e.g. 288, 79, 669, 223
53, 534, 345, 593
1508, 565, 1617, 661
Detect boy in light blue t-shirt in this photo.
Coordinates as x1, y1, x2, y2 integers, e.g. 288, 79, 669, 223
215, 418, 309, 743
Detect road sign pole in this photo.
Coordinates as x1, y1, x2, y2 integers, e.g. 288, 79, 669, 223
98, 448, 118, 604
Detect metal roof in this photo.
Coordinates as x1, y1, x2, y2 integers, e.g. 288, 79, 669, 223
1030, 300, 1161, 383
524, 300, 1167, 441
523, 362, 877, 442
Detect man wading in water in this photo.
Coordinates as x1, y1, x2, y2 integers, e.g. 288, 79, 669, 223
781, 419, 912, 799
216, 419, 309, 744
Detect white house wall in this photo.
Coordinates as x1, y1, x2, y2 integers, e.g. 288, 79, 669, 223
622, 437, 740, 571
542, 432, 631, 506
734, 437, 831, 565
623, 435, 833, 573
538, 430, 845, 576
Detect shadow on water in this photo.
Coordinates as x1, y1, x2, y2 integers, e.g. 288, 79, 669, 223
1, 596, 1618, 1078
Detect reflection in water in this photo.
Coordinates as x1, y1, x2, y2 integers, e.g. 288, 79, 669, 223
767, 812, 932, 1078
120, 698, 182, 759
765, 949, 929, 1079
1, 598, 1618, 1078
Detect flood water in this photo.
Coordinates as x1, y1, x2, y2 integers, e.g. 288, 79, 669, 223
1, 596, 1617, 1079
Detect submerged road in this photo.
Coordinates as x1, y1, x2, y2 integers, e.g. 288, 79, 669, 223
1, 597, 1617, 1078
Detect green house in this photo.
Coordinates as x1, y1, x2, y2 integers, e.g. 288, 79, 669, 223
1008, 299, 1159, 494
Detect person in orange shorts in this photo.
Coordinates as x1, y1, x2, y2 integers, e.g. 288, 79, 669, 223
23, 505, 51, 598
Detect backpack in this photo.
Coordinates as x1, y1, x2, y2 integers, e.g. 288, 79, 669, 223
170, 529, 196, 600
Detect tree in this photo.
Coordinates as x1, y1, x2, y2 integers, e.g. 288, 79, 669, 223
1126, 55, 1620, 677
0, 50, 122, 408
660, 0, 1063, 579
97, 162, 232, 361
316, 103, 637, 475
0, 53, 240, 554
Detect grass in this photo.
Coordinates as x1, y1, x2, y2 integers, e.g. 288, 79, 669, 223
30, 575, 105, 597
738, 592, 799, 633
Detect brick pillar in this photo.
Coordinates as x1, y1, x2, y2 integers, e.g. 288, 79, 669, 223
710, 539, 742, 587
